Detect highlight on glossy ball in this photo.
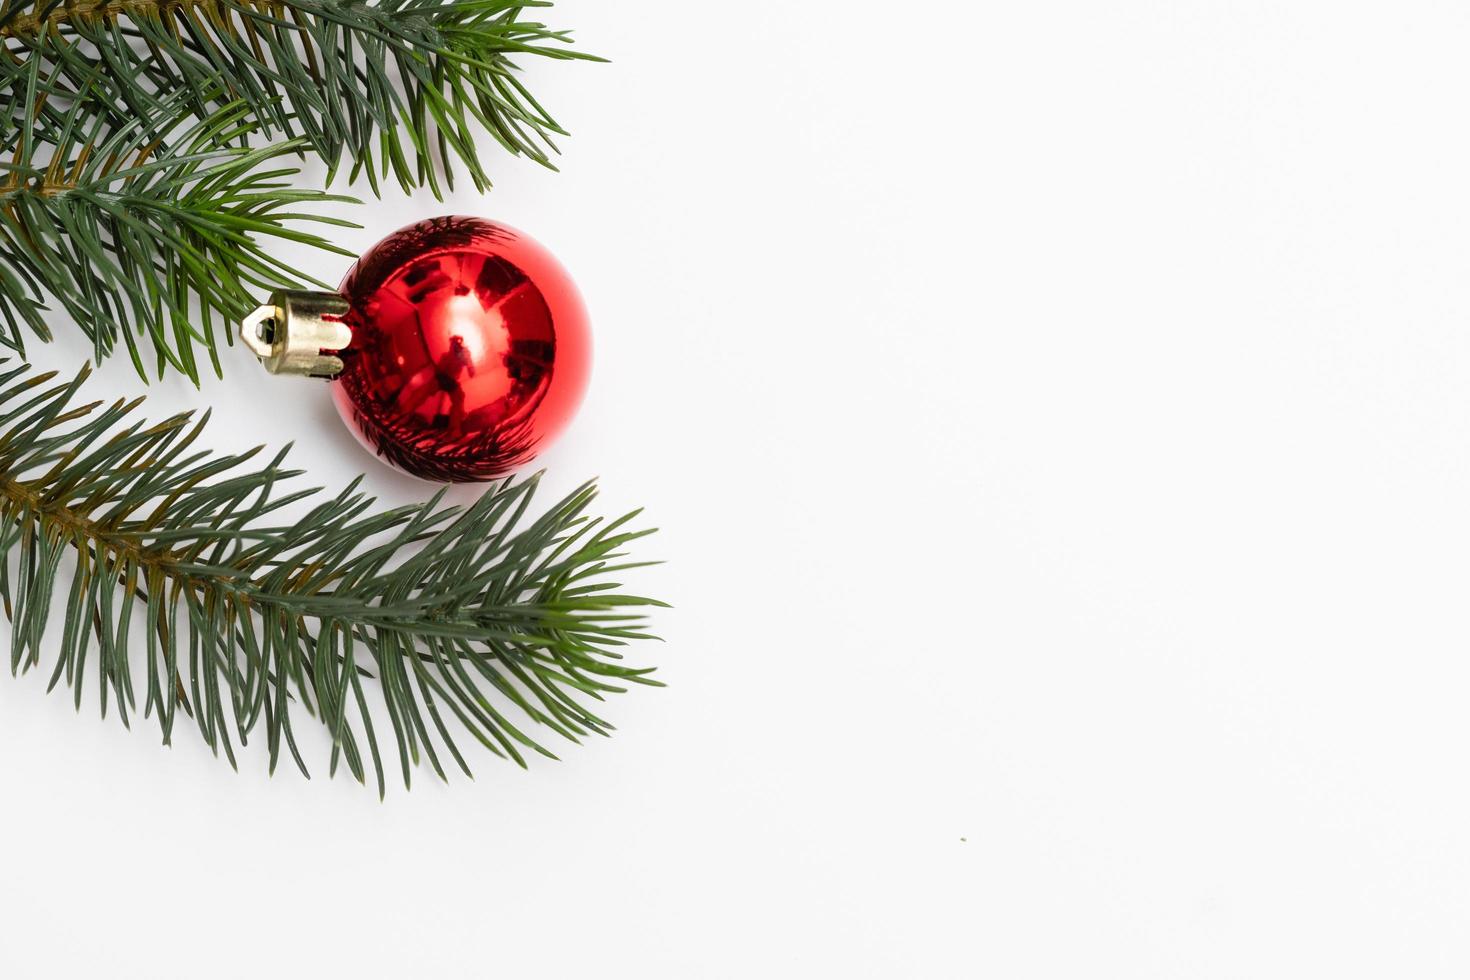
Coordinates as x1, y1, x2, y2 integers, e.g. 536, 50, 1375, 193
331, 216, 592, 482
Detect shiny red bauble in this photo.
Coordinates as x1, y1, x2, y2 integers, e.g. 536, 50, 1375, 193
330, 216, 591, 482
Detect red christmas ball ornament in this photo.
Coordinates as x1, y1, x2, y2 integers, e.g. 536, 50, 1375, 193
242, 216, 591, 482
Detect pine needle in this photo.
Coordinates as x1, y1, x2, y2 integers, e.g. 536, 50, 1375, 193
0, 88, 357, 382
0, 0, 601, 198
0, 359, 664, 794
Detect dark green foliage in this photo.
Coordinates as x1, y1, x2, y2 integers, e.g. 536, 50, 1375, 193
0, 90, 355, 382
0, 0, 599, 198
0, 0, 597, 381
0, 359, 663, 793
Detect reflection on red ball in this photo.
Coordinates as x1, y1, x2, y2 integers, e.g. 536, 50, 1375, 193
331, 216, 592, 482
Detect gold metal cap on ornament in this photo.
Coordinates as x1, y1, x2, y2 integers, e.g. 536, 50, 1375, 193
241, 290, 352, 378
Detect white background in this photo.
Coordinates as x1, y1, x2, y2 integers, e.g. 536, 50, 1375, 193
3, 1, 1470, 976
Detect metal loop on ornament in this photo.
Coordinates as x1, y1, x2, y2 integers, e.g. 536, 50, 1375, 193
241, 290, 352, 379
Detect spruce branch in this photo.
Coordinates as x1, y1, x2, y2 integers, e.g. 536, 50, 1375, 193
0, 88, 356, 382
0, 359, 663, 793
0, 0, 600, 198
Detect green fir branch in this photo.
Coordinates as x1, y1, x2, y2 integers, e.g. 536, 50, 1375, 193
0, 358, 663, 793
0, 0, 601, 198
0, 88, 356, 382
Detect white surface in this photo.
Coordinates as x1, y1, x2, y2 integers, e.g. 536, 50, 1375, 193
3, 2, 1470, 976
